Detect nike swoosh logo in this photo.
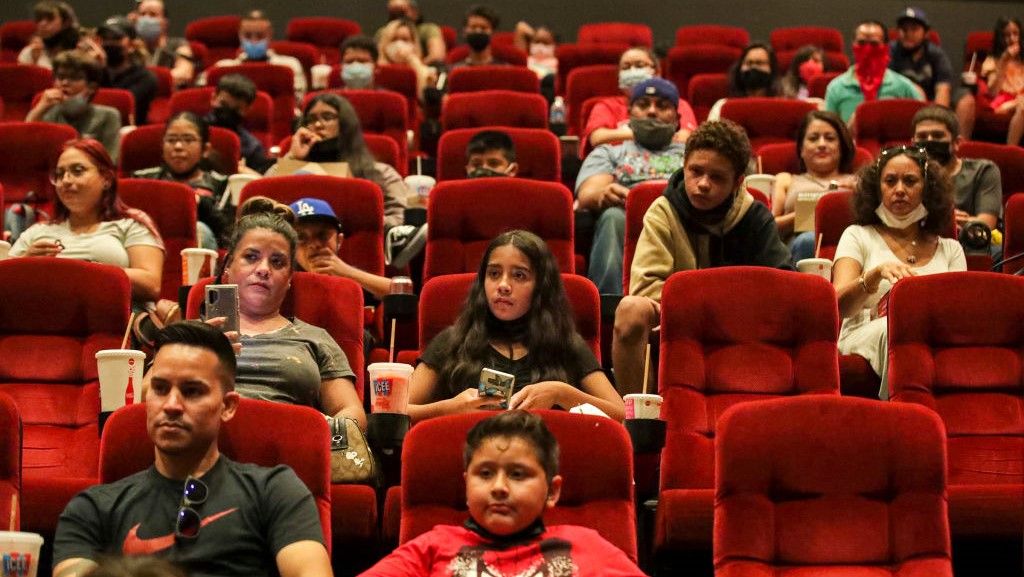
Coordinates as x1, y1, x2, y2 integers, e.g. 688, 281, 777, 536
122, 508, 239, 555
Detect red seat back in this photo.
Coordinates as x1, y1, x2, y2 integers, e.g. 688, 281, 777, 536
99, 398, 333, 550
399, 410, 636, 560
770, 26, 844, 54
756, 142, 873, 175
0, 393, 21, 530
447, 65, 539, 93
777, 49, 849, 72
957, 140, 1024, 205
185, 15, 243, 64
277, 132, 404, 178
118, 178, 198, 300
91, 88, 136, 126
965, 31, 994, 70
715, 396, 950, 574
555, 43, 628, 95
852, 99, 928, 155
146, 66, 174, 126
675, 25, 749, 49
169, 86, 274, 149
285, 17, 361, 65
622, 181, 667, 293
664, 45, 741, 102
808, 71, 841, 99
0, 21, 36, 63
813, 189, 854, 260
719, 98, 818, 150
303, 88, 409, 174
1002, 194, 1024, 273
565, 64, 619, 137
686, 73, 730, 122
119, 124, 241, 177
270, 40, 318, 82
326, 65, 419, 127
0, 64, 52, 121
206, 64, 295, 144
578, 22, 653, 47
0, 121, 76, 205
435, 127, 560, 182
441, 90, 547, 130
424, 179, 575, 281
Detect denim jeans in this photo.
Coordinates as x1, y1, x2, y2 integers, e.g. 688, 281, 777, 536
198, 221, 218, 251
588, 207, 626, 295
790, 231, 817, 263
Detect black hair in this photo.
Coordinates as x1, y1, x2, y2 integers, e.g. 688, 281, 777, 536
992, 17, 1023, 59
33, 0, 77, 27
464, 410, 559, 482
53, 49, 104, 86
727, 42, 781, 97
780, 44, 823, 95
220, 196, 297, 277
684, 120, 752, 182
853, 146, 953, 235
300, 93, 379, 180
795, 110, 855, 174
242, 9, 270, 27
466, 130, 516, 163
435, 230, 577, 397
341, 34, 378, 62
912, 104, 960, 140
154, 322, 237, 392
215, 73, 257, 105
164, 111, 210, 145
464, 4, 500, 29
855, 20, 888, 38
619, 46, 660, 74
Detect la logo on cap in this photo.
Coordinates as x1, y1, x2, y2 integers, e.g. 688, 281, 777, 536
296, 201, 316, 216
645, 86, 656, 95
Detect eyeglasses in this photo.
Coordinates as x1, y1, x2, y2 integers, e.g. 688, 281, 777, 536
49, 163, 94, 185
304, 112, 339, 125
55, 73, 86, 82
175, 476, 209, 539
163, 135, 201, 146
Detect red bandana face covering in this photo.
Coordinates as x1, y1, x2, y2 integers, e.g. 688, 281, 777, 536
798, 59, 824, 85
853, 43, 890, 101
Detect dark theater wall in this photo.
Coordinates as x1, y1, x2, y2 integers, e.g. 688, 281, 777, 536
1, 0, 1019, 71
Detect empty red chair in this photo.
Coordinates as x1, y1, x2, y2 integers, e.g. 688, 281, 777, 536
0, 63, 52, 121
270, 40, 318, 83
188, 40, 210, 72
118, 178, 198, 300
441, 90, 548, 130
654, 267, 840, 565
813, 189, 854, 261
719, 98, 818, 150
119, 124, 241, 177
622, 181, 667, 293
675, 25, 749, 49
206, 64, 295, 144
965, 31, 994, 69
303, 88, 409, 173
100, 398, 333, 549
398, 410, 637, 559
555, 43, 628, 95
185, 15, 242, 64
0, 393, 20, 530
0, 121, 76, 207
423, 179, 575, 281
578, 22, 653, 47
958, 140, 1024, 205
664, 45, 742, 103
808, 71, 841, 99
169, 86, 274, 149
1002, 194, 1024, 273
852, 99, 929, 155
888, 272, 1024, 542
687, 73, 730, 122
757, 142, 873, 175
445, 44, 527, 67
565, 64, 619, 137
0, 258, 132, 533
0, 20, 35, 63
435, 127, 560, 182
146, 66, 174, 125
447, 65, 539, 93
715, 396, 951, 576
770, 26, 844, 54
285, 17, 361, 65
239, 175, 385, 279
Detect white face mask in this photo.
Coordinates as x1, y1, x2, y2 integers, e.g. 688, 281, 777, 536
876, 203, 928, 229
618, 66, 653, 91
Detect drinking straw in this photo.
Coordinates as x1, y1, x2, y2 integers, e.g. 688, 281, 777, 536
416, 156, 422, 176
388, 318, 397, 363
814, 234, 823, 259
121, 312, 136, 350
8, 494, 15, 531
756, 155, 763, 174
641, 343, 651, 395
969, 52, 977, 72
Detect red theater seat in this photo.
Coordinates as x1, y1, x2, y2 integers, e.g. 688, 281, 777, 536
304, 89, 409, 173
185, 15, 242, 64
0, 21, 35, 63
675, 25, 749, 49
957, 140, 1024, 205
687, 73, 729, 122
205, 64, 295, 144
852, 99, 928, 155
447, 65, 539, 93
664, 45, 742, 106
0, 63, 52, 121
118, 124, 241, 177
0, 393, 20, 530
622, 181, 667, 293
555, 43, 628, 96
756, 141, 873, 175
169, 86, 274, 150
146, 66, 174, 126
770, 26, 844, 54
441, 90, 547, 131
435, 127, 560, 182
286, 17, 361, 65
718, 98, 818, 150
578, 22, 653, 47
0, 121, 76, 209
1002, 194, 1024, 273
565, 64, 619, 137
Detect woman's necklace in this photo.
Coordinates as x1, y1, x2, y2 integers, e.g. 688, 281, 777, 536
804, 172, 839, 190
885, 229, 927, 264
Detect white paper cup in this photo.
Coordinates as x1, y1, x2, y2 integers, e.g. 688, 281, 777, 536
0, 241, 10, 260
0, 531, 44, 577
226, 173, 259, 207
180, 248, 219, 286
624, 393, 663, 420
95, 349, 145, 413
961, 71, 977, 86
367, 362, 414, 414
311, 64, 332, 90
796, 257, 833, 281
743, 174, 776, 199
404, 174, 435, 199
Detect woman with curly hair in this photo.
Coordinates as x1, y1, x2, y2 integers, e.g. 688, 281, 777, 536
408, 230, 624, 422
832, 145, 965, 398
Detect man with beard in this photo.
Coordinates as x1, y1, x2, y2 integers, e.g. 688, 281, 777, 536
52, 322, 331, 577
611, 120, 791, 395
205, 73, 275, 173
825, 20, 923, 124
575, 77, 686, 295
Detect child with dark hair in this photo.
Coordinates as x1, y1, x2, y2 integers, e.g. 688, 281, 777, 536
465, 130, 518, 178
358, 411, 645, 576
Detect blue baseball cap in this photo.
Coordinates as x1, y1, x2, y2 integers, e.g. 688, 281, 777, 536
630, 77, 680, 108
290, 198, 341, 230
897, 7, 929, 28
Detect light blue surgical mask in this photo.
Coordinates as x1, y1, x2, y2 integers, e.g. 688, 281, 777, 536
619, 66, 654, 91
242, 38, 269, 61
135, 16, 162, 43
341, 62, 374, 89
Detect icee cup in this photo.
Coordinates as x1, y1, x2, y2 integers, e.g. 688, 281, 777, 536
0, 531, 44, 577
367, 362, 414, 414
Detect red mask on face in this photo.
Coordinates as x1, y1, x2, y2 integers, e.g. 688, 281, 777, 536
798, 59, 824, 85
853, 42, 890, 101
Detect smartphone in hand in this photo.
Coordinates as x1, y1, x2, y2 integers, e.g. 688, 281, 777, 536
479, 368, 515, 409
204, 284, 240, 334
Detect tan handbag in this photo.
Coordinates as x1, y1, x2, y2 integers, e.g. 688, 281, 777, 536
329, 417, 376, 484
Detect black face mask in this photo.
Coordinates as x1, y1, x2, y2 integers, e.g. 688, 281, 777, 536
43, 26, 78, 51
104, 43, 125, 68
629, 117, 677, 151
740, 68, 772, 91
387, 9, 406, 20
307, 137, 342, 163
465, 32, 491, 52
207, 105, 243, 129
916, 140, 953, 165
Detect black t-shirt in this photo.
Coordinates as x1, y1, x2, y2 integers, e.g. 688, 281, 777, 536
418, 326, 602, 400
54, 456, 324, 577
103, 63, 158, 125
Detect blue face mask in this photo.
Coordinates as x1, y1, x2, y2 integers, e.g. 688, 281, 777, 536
241, 38, 269, 61
135, 16, 161, 43
341, 62, 374, 89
